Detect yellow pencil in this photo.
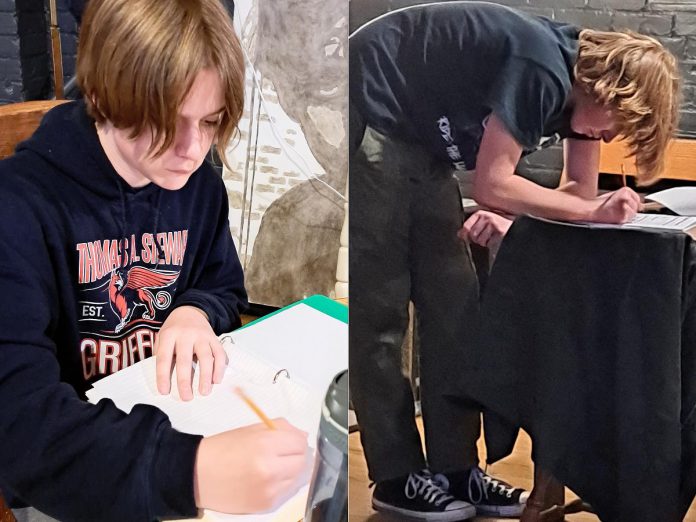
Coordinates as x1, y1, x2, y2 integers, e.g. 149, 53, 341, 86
234, 386, 276, 430
621, 164, 627, 188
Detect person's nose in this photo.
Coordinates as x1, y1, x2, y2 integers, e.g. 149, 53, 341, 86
174, 123, 205, 161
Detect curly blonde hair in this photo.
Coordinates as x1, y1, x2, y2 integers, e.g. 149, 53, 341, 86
575, 29, 680, 184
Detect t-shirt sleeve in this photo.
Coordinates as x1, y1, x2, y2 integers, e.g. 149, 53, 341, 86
487, 57, 568, 150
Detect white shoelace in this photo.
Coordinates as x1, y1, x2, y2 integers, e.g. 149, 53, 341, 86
405, 472, 456, 507
467, 468, 518, 503
483, 474, 516, 498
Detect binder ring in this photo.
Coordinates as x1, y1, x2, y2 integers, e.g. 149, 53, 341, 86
273, 369, 290, 383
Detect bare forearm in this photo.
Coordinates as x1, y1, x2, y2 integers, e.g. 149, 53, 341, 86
472, 115, 631, 223
557, 179, 597, 199
474, 174, 598, 222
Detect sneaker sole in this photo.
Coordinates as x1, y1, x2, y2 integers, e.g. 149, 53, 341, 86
372, 498, 476, 521
476, 503, 526, 518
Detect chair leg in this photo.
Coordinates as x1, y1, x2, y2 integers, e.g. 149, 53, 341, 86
520, 466, 565, 522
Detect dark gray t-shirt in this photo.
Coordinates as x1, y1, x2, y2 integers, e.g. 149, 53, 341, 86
350, 1, 584, 170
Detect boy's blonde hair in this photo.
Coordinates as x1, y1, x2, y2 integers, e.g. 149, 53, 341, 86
575, 29, 680, 184
77, 0, 245, 166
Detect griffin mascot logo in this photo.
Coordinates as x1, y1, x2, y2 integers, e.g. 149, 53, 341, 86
108, 266, 179, 333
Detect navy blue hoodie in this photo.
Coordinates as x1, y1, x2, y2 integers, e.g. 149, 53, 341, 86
0, 101, 248, 520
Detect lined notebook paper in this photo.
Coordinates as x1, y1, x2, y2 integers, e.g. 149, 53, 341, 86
86, 300, 348, 522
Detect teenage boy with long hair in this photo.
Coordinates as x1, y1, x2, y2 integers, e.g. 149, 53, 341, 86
350, 3, 680, 520
0, 1, 308, 520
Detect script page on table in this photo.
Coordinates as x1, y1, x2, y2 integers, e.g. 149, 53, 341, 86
530, 214, 696, 233
582, 213, 696, 232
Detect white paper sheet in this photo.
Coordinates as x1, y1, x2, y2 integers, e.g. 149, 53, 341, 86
87, 345, 319, 439
230, 303, 348, 396
645, 187, 696, 216
576, 213, 696, 232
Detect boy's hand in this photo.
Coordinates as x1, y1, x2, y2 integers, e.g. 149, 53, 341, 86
194, 419, 310, 514
459, 210, 513, 249
155, 305, 226, 401
590, 187, 640, 224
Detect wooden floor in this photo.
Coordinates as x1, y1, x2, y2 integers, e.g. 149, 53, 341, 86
349, 418, 696, 521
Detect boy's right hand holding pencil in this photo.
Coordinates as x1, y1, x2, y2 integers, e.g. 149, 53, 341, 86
590, 186, 641, 223
193, 419, 309, 514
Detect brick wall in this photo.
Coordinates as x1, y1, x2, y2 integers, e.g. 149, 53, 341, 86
0, 0, 51, 104
0, 0, 21, 103
0, 0, 80, 103
349, 0, 696, 186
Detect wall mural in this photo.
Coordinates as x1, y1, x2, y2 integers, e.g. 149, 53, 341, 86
225, 0, 348, 307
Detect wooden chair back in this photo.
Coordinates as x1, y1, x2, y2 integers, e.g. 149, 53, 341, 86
0, 100, 70, 160
599, 138, 696, 182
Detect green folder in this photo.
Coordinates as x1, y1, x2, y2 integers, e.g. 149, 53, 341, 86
241, 294, 348, 330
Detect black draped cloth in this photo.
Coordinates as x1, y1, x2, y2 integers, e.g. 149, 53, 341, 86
448, 216, 696, 522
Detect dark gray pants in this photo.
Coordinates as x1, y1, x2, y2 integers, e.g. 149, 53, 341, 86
349, 124, 481, 482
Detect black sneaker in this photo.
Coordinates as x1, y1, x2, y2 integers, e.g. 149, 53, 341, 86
372, 470, 476, 521
434, 467, 529, 518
